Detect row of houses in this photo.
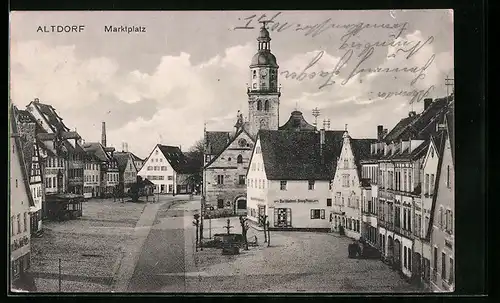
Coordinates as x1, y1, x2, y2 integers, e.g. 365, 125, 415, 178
10, 99, 149, 232
200, 25, 454, 292
244, 95, 454, 292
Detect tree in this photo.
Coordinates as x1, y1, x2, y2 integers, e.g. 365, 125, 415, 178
239, 216, 249, 250
259, 215, 268, 243
184, 138, 205, 193
130, 176, 144, 202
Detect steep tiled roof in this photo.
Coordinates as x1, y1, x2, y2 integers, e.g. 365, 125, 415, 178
384, 96, 451, 144
259, 130, 345, 180
204, 127, 255, 169
383, 116, 418, 143
33, 102, 70, 133
278, 111, 316, 131
10, 105, 35, 207
205, 131, 231, 155
113, 152, 131, 172
157, 145, 200, 174
130, 152, 144, 162
83, 142, 109, 162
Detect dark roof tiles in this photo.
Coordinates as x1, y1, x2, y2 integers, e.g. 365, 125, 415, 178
259, 130, 345, 180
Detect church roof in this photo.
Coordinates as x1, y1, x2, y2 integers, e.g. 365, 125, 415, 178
204, 127, 254, 169
250, 51, 278, 68
258, 130, 345, 180
278, 110, 316, 131
205, 131, 231, 155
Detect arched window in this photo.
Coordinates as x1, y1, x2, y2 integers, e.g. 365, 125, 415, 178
264, 100, 269, 111
257, 100, 262, 110
237, 154, 243, 164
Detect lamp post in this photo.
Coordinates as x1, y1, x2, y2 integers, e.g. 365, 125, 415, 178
193, 214, 200, 252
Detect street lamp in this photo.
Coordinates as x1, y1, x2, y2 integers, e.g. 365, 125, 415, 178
193, 214, 200, 252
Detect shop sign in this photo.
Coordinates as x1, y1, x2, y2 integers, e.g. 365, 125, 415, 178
274, 199, 319, 203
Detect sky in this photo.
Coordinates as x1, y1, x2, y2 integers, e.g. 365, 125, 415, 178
9, 10, 454, 159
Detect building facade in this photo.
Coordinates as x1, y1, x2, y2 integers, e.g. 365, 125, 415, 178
247, 128, 346, 230
83, 154, 101, 199
114, 152, 139, 195
10, 105, 34, 288
430, 111, 455, 292
138, 144, 198, 195
14, 107, 44, 235
204, 128, 254, 216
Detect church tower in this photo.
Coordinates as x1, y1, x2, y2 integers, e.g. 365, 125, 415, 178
247, 21, 281, 138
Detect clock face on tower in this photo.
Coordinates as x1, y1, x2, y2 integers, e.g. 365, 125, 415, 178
260, 69, 268, 76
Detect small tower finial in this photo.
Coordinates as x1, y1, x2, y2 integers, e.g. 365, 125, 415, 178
345, 124, 348, 132
312, 107, 321, 129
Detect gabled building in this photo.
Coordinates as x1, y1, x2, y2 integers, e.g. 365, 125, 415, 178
247, 127, 346, 230
204, 126, 254, 216
114, 152, 140, 195
14, 107, 44, 235
25, 98, 85, 195
330, 129, 377, 239
9, 104, 35, 289
429, 108, 454, 292
138, 144, 199, 195
83, 151, 101, 199
83, 141, 119, 198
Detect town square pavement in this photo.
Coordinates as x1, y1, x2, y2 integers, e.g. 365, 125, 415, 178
126, 198, 424, 293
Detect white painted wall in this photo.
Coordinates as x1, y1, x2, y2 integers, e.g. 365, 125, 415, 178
138, 146, 176, 193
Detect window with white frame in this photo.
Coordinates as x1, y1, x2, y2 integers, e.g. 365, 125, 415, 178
425, 173, 429, 195
308, 180, 315, 190
280, 181, 287, 190
310, 209, 325, 219
342, 174, 349, 187
430, 174, 435, 195
217, 175, 224, 185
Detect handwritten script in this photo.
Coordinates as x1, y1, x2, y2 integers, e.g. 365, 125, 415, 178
235, 12, 438, 104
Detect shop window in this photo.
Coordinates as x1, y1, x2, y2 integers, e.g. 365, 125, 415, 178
217, 199, 224, 209
310, 209, 325, 219
280, 181, 287, 190
308, 180, 315, 190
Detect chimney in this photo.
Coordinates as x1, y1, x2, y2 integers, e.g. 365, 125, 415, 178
122, 142, 125, 152
377, 125, 384, 141
34, 98, 40, 103
383, 129, 388, 138
424, 98, 433, 111
101, 122, 107, 147
408, 111, 417, 117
